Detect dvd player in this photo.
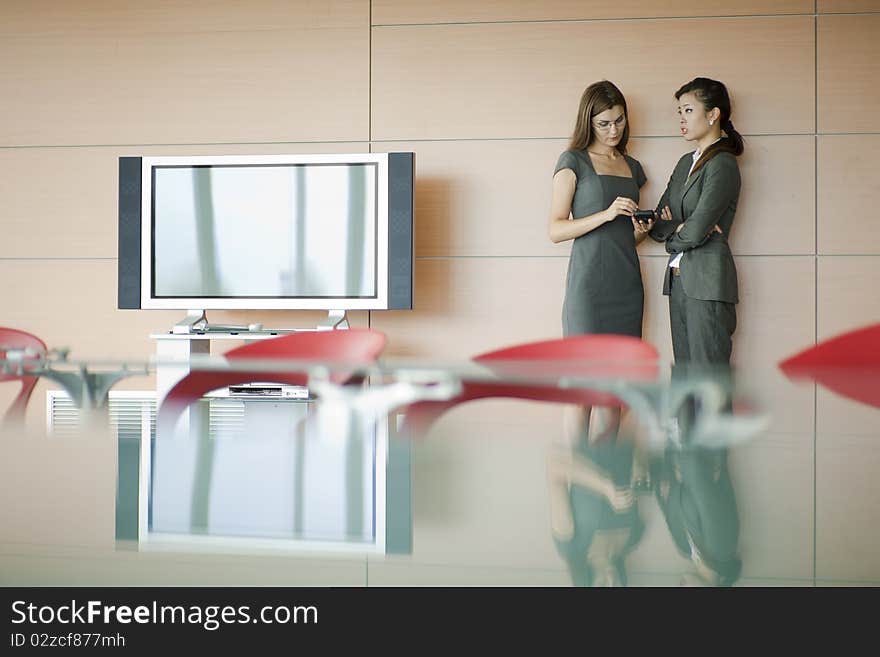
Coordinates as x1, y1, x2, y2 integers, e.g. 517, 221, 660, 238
224, 383, 311, 399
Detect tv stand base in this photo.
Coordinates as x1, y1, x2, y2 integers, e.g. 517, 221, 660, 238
171, 309, 350, 335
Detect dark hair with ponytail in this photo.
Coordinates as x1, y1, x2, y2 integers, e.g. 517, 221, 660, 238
675, 77, 744, 175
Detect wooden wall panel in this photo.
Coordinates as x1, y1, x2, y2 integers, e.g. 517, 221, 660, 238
816, 437, 880, 581
818, 135, 880, 255
370, 258, 567, 359
818, 15, 880, 134
372, 17, 814, 140
0, 1, 367, 35
731, 137, 815, 256
1, 9, 369, 145
373, 140, 570, 257
817, 391, 880, 441
817, 256, 880, 341
818, 0, 880, 12
735, 257, 816, 368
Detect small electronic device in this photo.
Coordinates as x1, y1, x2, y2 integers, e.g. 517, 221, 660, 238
632, 478, 652, 494
223, 383, 311, 400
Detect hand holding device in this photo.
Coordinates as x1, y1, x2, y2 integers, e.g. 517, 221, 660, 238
605, 196, 637, 222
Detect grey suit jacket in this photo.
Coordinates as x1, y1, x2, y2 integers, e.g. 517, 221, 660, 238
650, 151, 741, 303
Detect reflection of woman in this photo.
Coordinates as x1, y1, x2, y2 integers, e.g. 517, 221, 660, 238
548, 80, 654, 443
653, 447, 741, 586
546, 442, 647, 586
650, 77, 745, 366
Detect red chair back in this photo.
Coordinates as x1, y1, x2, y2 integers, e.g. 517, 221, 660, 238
473, 334, 659, 405
0, 327, 48, 423
404, 334, 660, 435
476, 334, 658, 364
779, 323, 880, 409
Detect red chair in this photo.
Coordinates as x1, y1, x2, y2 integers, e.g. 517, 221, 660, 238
0, 327, 48, 424
779, 323, 880, 409
402, 334, 660, 437
157, 328, 387, 433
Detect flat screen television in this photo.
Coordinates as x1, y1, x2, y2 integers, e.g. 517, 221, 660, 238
118, 152, 414, 321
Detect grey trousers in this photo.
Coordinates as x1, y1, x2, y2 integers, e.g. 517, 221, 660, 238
668, 272, 737, 366
668, 273, 737, 439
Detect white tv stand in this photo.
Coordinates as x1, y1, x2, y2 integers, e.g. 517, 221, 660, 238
154, 309, 350, 412
171, 309, 350, 335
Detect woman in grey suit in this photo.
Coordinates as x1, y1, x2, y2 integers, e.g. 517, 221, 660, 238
652, 445, 741, 586
650, 77, 745, 366
548, 80, 655, 444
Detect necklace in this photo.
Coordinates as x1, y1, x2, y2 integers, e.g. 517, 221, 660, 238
588, 150, 618, 159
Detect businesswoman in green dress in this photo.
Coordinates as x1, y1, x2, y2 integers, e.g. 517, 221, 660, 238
546, 441, 646, 587
650, 77, 745, 367
548, 80, 654, 445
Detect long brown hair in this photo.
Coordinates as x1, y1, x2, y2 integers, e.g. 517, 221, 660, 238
570, 80, 630, 154
675, 77, 744, 176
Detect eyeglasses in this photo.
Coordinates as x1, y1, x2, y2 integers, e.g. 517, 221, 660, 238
592, 115, 626, 132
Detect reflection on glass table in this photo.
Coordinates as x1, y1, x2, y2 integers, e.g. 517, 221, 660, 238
9, 351, 765, 562
129, 355, 763, 566
652, 445, 740, 587
1, 339, 768, 450
139, 394, 411, 555
155, 353, 770, 451
546, 439, 647, 587
0, 345, 150, 414
545, 398, 743, 587
5, 349, 880, 586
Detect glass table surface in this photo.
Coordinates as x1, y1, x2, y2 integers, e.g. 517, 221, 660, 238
1, 350, 877, 587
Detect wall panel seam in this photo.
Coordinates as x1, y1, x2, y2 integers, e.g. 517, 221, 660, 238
0, 140, 374, 151
0, 257, 117, 262
813, 0, 817, 589
8, 135, 880, 151
372, 14, 818, 28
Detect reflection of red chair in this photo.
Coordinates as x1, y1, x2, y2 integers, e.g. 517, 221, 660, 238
402, 335, 660, 437
779, 323, 880, 409
157, 328, 387, 432
0, 327, 48, 424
